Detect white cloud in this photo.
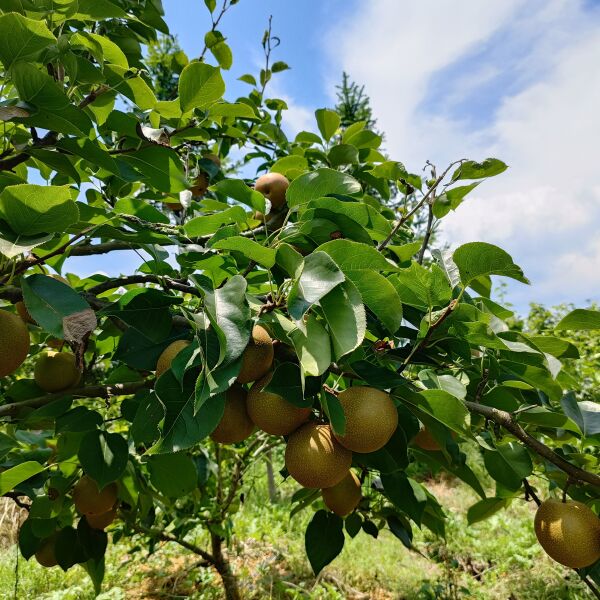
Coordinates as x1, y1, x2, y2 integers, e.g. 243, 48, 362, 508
327, 0, 600, 309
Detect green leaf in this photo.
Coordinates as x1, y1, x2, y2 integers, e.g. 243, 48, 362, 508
397, 388, 469, 435
483, 442, 532, 490
453, 242, 529, 286
11, 63, 92, 135
202, 275, 251, 367
264, 362, 310, 408
78, 430, 128, 489
208, 102, 256, 119
561, 393, 600, 437
320, 280, 366, 360
433, 183, 479, 218
555, 308, 600, 331
82, 557, 105, 596
0, 461, 44, 495
381, 472, 427, 524
288, 315, 332, 376
210, 41, 233, 70
392, 262, 452, 310
114, 197, 170, 224
287, 168, 361, 208
131, 393, 165, 447
287, 251, 345, 320
73, 0, 127, 20
321, 391, 346, 436
238, 74, 257, 86
102, 64, 157, 110
501, 361, 562, 402
213, 236, 276, 268
271, 61, 290, 73
0, 184, 78, 236
184, 206, 247, 237
315, 109, 341, 142
21, 274, 92, 338
179, 62, 225, 112
204, 0, 217, 12
152, 371, 225, 453
305, 510, 344, 575
148, 453, 198, 498
271, 155, 308, 178
101, 288, 181, 343
467, 498, 510, 524
210, 178, 266, 212
0, 13, 56, 68
452, 158, 508, 181
328, 144, 359, 167
121, 146, 187, 193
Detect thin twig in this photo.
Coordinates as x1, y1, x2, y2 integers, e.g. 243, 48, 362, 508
377, 160, 463, 252
0, 382, 149, 418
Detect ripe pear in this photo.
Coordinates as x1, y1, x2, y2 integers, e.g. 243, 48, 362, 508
285, 422, 352, 489
86, 505, 118, 530
211, 386, 255, 444
412, 426, 456, 451
73, 475, 118, 516
255, 172, 289, 210
413, 427, 441, 451
156, 340, 191, 378
34, 351, 80, 393
0, 310, 30, 377
236, 325, 274, 384
334, 386, 398, 453
247, 373, 311, 435
35, 534, 58, 568
534, 499, 600, 568
322, 470, 362, 517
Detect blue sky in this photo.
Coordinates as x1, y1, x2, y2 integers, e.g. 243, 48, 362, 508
68, 0, 600, 314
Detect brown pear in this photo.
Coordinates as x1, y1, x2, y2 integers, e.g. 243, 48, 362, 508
285, 423, 352, 489
322, 470, 362, 517
211, 386, 255, 443
255, 172, 289, 210
73, 476, 118, 516
156, 340, 191, 378
236, 325, 274, 384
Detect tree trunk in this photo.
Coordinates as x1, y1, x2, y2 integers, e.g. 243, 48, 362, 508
211, 532, 240, 600
265, 449, 278, 503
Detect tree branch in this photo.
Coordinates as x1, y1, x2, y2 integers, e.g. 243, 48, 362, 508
0, 382, 149, 418
88, 274, 201, 297
377, 160, 463, 252
465, 401, 600, 489
416, 203, 434, 265
129, 521, 215, 565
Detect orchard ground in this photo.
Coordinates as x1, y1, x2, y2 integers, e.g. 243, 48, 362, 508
0, 451, 590, 600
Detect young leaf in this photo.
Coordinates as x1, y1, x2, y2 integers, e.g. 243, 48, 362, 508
452, 158, 508, 181
315, 108, 341, 142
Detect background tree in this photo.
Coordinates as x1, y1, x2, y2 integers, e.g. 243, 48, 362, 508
0, 2, 599, 599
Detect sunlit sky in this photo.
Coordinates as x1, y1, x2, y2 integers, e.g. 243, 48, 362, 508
69, 0, 600, 314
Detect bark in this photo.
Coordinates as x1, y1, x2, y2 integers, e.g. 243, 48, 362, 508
211, 533, 241, 600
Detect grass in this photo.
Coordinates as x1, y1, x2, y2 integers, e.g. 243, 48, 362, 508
0, 454, 593, 599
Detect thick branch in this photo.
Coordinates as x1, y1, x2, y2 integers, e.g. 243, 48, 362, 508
465, 401, 600, 489
0, 132, 57, 172
0, 382, 149, 418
